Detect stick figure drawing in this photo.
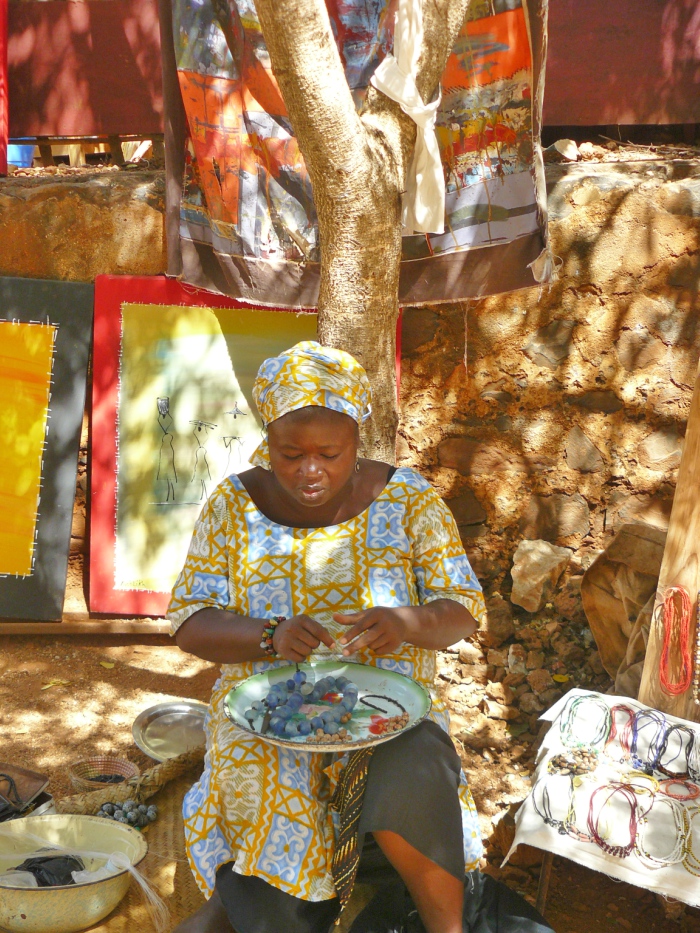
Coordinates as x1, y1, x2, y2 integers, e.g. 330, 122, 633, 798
222, 435, 244, 478
190, 420, 217, 501
156, 397, 177, 502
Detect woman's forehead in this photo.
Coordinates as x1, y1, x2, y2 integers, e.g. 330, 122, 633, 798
269, 406, 359, 437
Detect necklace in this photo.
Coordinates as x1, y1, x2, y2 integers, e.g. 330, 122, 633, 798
659, 779, 700, 801
657, 724, 695, 779
560, 695, 612, 750
635, 794, 688, 869
587, 783, 639, 858
532, 775, 574, 835
683, 806, 700, 876
694, 596, 700, 707
605, 704, 637, 764
245, 671, 360, 743
630, 709, 668, 774
658, 585, 693, 696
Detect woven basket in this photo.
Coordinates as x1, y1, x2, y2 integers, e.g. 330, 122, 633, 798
68, 756, 140, 793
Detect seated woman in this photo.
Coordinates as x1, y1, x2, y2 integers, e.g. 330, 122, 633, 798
169, 342, 486, 933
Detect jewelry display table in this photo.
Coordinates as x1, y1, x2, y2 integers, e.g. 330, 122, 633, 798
510, 689, 700, 913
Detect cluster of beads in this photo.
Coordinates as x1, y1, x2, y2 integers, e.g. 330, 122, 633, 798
306, 727, 351, 745
260, 616, 286, 657
244, 670, 359, 740
370, 712, 410, 735
548, 749, 598, 776
98, 799, 157, 829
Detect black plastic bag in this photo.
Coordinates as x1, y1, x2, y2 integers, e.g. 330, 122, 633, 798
12, 855, 85, 887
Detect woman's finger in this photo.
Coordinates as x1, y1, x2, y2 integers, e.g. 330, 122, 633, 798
304, 618, 336, 650
337, 614, 377, 645
341, 625, 382, 654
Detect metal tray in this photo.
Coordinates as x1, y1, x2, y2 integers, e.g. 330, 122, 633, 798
224, 660, 431, 754
132, 700, 208, 761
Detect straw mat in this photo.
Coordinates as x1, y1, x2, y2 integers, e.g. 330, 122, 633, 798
85, 766, 205, 932
80, 763, 375, 932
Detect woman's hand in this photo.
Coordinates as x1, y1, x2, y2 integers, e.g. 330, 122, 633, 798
333, 607, 409, 656
272, 615, 336, 663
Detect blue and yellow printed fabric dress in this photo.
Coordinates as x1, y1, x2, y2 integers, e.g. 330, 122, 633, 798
167, 466, 486, 901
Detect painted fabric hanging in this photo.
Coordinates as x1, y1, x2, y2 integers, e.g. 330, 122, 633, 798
160, 0, 550, 307
0, 276, 92, 621
89, 275, 316, 616
511, 689, 700, 906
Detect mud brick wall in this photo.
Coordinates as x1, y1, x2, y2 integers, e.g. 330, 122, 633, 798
398, 158, 700, 608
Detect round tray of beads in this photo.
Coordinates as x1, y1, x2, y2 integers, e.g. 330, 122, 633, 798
223, 660, 432, 752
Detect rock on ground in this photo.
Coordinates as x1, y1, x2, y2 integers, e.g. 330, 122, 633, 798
510, 540, 573, 612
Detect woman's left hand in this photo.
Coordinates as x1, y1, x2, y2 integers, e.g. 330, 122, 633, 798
333, 607, 409, 656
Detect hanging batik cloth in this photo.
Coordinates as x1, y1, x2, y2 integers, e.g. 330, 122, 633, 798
160, 0, 550, 307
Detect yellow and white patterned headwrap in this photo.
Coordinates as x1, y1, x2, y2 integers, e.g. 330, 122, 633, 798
250, 341, 372, 469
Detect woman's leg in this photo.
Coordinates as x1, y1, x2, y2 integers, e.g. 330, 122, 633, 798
357, 721, 470, 933
215, 864, 339, 933
372, 830, 463, 933
172, 888, 234, 933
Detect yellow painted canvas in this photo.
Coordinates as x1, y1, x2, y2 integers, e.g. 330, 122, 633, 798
0, 322, 56, 576
116, 303, 316, 593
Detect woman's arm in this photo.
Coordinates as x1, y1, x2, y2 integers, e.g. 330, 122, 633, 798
176, 608, 336, 663
334, 600, 476, 656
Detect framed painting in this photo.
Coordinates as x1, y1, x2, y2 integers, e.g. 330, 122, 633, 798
0, 276, 93, 621
89, 275, 317, 616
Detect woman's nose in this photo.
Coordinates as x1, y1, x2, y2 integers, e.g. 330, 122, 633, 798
300, 458, 323, 477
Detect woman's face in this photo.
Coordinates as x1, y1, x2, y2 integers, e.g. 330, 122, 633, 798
267, 407, 359, 508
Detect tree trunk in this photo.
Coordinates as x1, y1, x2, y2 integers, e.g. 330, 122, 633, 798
253, 0, 472, 462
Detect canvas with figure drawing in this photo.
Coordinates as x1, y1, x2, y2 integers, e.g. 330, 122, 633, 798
89, 276, 316, 616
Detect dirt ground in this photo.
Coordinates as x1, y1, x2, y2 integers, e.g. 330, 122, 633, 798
3, 634, 700, 932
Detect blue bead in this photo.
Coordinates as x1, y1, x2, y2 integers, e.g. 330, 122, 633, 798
324, 722, 339, 735
294, 671, 306, 684
311, 716, 324, 730
277, 706, 293, 720
286, 679, 296, 691
298, 721, 312, 735
335, 677, 348, 690
267, 696, 279, 709
252, 700, 265, 711
284, 720, 300, 736
270, 717, 286, 735
326, 677, 336, 689
244, 709, 256, 721
320, 709, 335, 722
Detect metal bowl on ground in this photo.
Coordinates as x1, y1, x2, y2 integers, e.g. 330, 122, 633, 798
0, 814, 147, 933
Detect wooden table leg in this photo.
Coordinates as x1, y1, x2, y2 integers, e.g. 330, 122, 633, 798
535, 851, 554, 916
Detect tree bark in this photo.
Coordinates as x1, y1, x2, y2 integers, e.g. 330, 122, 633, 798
253, 0, 472, 462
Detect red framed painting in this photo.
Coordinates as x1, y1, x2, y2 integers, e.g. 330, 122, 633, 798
89, 275, 317, 616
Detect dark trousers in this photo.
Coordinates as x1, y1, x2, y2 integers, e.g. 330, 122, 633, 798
216, 721, 466, 933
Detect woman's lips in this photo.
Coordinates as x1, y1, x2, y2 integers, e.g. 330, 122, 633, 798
298, 485, 325, 500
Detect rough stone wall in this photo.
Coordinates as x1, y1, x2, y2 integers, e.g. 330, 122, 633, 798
0, 168, 166, 280
399, 158, 700, 618
2, 158, 699, 630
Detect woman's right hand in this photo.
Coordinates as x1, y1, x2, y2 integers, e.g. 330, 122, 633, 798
272, 615, 336, 663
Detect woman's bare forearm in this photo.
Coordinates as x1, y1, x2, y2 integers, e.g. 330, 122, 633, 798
174, 607, 269, 663
398, 598, 477, 650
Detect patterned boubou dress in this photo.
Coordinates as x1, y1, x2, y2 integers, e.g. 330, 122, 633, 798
167, 466, 486, 902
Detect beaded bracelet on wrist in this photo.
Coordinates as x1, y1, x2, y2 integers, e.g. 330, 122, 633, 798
260, 616, 286, 657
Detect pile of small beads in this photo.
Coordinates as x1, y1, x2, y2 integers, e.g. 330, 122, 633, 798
97, 799, 157, 829
548, 749, 598, 776
371, 712, 410, 735
244, 670, 359, 740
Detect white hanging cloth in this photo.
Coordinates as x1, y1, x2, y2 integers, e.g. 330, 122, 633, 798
370, 0, 445, 235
